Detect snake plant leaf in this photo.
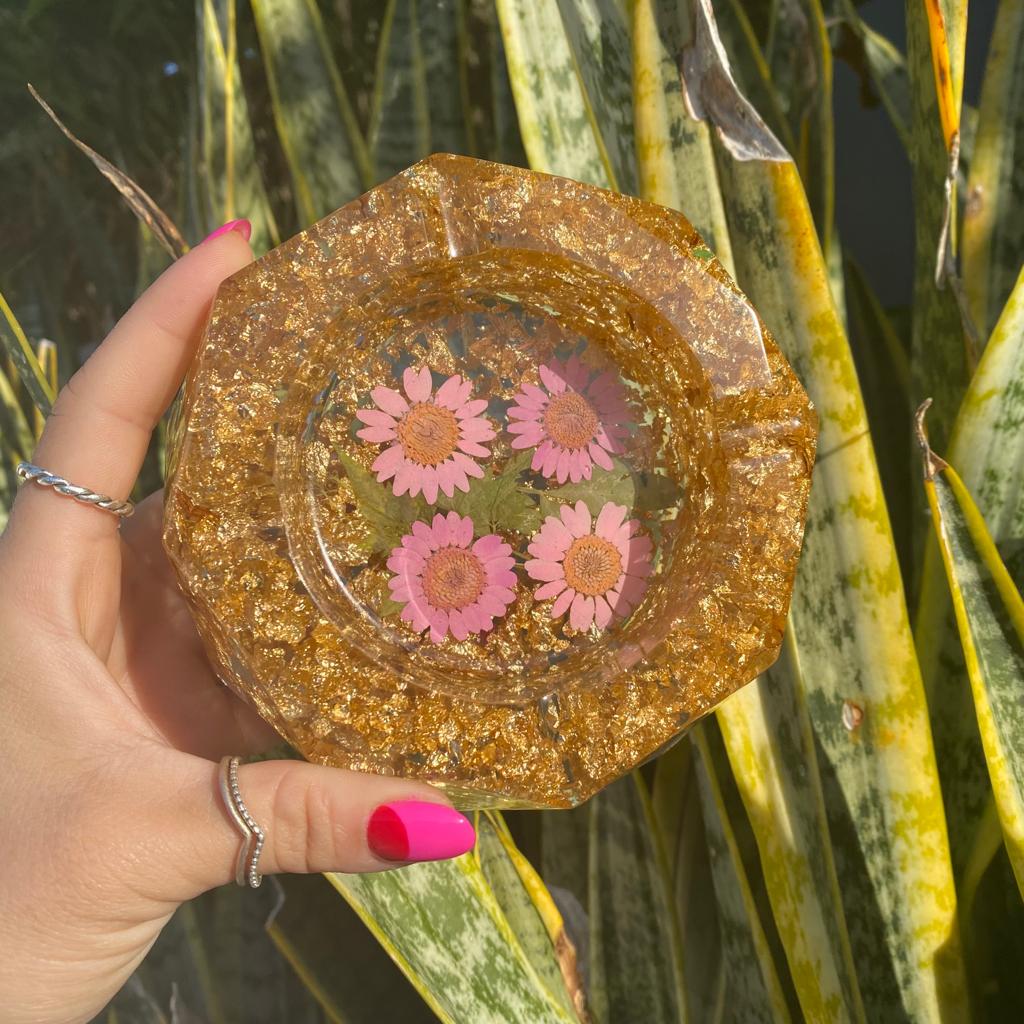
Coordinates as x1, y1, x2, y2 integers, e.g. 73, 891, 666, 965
844, 253, 913, 575
494, 0, 611, 189
681, 1, 969, 1017
0, 288, 54, 415
587, 774, 686, 1024
836, 0, 911, 151
196, 0, 279, 254
906, 0, 970, 451
691, 727, 793, 1024
917, 267, 1024, 879
368, 0, 431, 181
762, 0, 833, 253
418, 0, 470, 156
485, 1, 528, 167
553, 0, 638, 196
962, 3, 1024, 345
918, 424, 1024, 899
629, 0, 733, 267
0, 362, 34, 463
716, 634, 866, 1024
327, 856, 581, 1024
475, 814, 584, 1021
267, 873, 434, 1023
250, 0, 371, 224
651, 737, 725, 1024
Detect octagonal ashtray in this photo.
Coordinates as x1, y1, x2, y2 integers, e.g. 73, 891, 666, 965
163, 154, 816, 808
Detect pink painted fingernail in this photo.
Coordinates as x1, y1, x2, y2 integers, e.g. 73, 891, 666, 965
202, 218, 252, 244
367, 801, 475, 862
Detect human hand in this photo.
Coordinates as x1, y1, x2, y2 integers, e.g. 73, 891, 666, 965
0, 221, 475, 1024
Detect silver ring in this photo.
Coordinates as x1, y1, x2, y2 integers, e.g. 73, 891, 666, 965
16, 461, 134, 518
218, 756, 266, 888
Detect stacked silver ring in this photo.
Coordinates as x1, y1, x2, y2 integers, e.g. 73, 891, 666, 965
16, 461, 134, 518
218, 756, 266, 888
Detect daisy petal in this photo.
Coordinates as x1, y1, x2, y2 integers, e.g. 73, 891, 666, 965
456, 398, 489, 419
371, 386, 409, 416
569, 593, 595, 631
560, 500, 592, 538
525, 559, 565, 583
403, 365, 433, 403
534, 579, 567, 600
539, 363, 567, 394
550, 588, 576, 619
596, 501, 628, 540
434, 374, 465, 409
357, 425, 398, 443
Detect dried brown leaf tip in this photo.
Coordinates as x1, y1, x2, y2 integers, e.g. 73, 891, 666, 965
28, 83, 188, 260
914, 400, 950, 481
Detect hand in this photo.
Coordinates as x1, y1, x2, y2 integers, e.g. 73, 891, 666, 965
0, 222, 475, 1024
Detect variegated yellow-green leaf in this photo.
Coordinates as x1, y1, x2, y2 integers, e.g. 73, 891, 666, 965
629, 0, 733, 266
917, 267, 1024, 879
691, 727, 792, 1024
494, 0, 611, 188
419, 0, 471, 156
0, 288, 55, 415
197, 0, 279, 254
918, 419, 1024, 899
268, 873, 435, 1022
475, 813, 584, 1021
682, 1, 968, 1017
327, 857, 580, 1024
251, 0, 371, 224
0, 361, 33, 464
762, 0, 833, 252
906, 0, 970, 450
588, 774, 685, 1024
716, 634, 866, 1023
554, 0, 638, 195
962, 3, 1024, 344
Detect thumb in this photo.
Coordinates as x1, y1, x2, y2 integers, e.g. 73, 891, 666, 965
155, 755, 476, 900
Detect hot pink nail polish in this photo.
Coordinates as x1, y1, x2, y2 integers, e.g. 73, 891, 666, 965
202, 218, 252, 244
368, 801, 475, 862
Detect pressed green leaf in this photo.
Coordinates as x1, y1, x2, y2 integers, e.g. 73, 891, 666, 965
327, 856, 580, 1024
716, 635, 866, 1024
251, 0, 371, 224
906, 0, 970, 451
630, 0, 733, 268
437, 450, 541, 536
0, 288, 54, 415
919, 434, 1024, 898
962, 3, 1024, 344
494, 0, 611, 188
681, 1, 969, 1017
336, 451, 427, 554
369, 0, 431, 181
691, 727, 792, 1024
588, 773, 686, 1024
476, 814, 582, 1020
196, 0, 279, 254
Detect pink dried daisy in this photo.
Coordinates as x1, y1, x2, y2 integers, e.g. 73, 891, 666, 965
356, 366, 495, 503
526, 500, 653, 632
387, 511, 518, 644
507, 355, 633, 484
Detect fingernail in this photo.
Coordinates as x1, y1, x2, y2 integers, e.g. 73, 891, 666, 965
201, 218, 252, 244
368, 801, 475, 862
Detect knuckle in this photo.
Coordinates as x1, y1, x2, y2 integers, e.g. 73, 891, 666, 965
270, 767, 348, 874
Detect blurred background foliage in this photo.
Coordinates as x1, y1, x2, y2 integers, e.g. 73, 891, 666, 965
3, 1, 1024, 1023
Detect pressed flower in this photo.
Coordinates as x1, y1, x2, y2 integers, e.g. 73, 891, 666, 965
506, 356, 633, 484
525, 500, 653, 631
387, 511, 518, 644
356, 366, 494, 503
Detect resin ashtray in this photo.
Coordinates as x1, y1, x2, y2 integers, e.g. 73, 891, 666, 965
163, 155, 816, 808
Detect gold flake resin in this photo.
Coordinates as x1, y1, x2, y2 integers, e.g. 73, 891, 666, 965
162, 155, 817, 809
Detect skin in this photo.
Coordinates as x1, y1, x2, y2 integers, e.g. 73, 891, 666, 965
0, 232, 455, 1024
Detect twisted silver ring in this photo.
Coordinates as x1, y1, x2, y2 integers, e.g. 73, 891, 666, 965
16, 461, 134, 518
219, 756, 266, 888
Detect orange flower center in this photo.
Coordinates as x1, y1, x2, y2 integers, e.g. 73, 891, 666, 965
397, 402, 459, 466
422, 547, 486, 611
562, 535, 622, 597
543, 392, 599, 450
